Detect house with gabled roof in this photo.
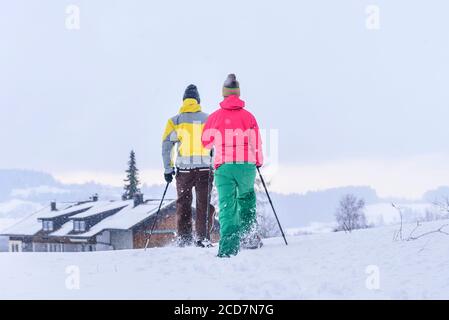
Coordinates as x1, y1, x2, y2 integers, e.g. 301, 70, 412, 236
1, 193, 219, 252
1, 195, 178, 252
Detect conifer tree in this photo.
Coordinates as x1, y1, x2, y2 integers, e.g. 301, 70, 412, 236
123, 150, 140, 200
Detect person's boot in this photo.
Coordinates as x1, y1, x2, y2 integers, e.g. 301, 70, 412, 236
195, 238, 214, 248
241, 233, 263, 250
177, 235, 193, 247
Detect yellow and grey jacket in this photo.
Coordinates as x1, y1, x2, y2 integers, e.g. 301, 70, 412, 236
162, 98, 212, 173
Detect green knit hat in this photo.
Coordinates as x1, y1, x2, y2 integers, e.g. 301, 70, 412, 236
222, 74, 240, 97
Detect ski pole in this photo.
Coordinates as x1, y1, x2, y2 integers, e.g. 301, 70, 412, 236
257, 167, 288, 246
205, 149, 214, 241
144, 181, 170, 250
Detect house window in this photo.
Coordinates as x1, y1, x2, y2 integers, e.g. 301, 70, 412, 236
82, 244, 96, 252
43, 220, 54, 231
74, 220, 86, 232
9, 241, 22, 252
47, 243, 62, 252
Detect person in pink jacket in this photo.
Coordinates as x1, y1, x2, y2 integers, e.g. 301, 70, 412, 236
202, 74, 264, 257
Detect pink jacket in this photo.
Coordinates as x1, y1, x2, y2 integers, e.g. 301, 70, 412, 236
201, 95, 263, 169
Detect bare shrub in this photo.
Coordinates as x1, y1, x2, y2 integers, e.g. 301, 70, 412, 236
392, 203, 449, 242
335, 194, 368, 233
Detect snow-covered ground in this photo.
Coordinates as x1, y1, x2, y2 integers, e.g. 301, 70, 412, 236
1, 219, 449, 299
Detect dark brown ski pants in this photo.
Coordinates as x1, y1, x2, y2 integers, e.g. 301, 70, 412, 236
175, 168, 215, 241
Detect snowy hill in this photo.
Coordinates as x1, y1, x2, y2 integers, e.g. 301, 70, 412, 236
1, 219, 449, 299
0, 169, 57, 201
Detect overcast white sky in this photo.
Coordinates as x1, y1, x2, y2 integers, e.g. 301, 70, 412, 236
1, 1, 449, 199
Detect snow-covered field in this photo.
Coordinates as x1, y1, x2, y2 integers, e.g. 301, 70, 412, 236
1, 219, 449, 300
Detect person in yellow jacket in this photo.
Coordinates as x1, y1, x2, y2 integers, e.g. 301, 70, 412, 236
162, 85, 215, 247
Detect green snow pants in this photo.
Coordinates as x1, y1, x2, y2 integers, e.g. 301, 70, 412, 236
215, 163, 257, 257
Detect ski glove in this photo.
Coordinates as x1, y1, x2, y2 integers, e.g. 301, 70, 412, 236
164, 171, 175, 183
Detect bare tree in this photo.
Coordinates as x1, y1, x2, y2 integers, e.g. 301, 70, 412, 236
416, 196, 449, 223
423, 208, 438, 222
254, 174, 280, 238
335, 194, 368, 233
258, 209, 281, 238
432, 196, 449, 219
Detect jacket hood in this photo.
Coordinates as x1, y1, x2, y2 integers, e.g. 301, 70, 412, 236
219, 95, 245, 110
179, 98, 202, 113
